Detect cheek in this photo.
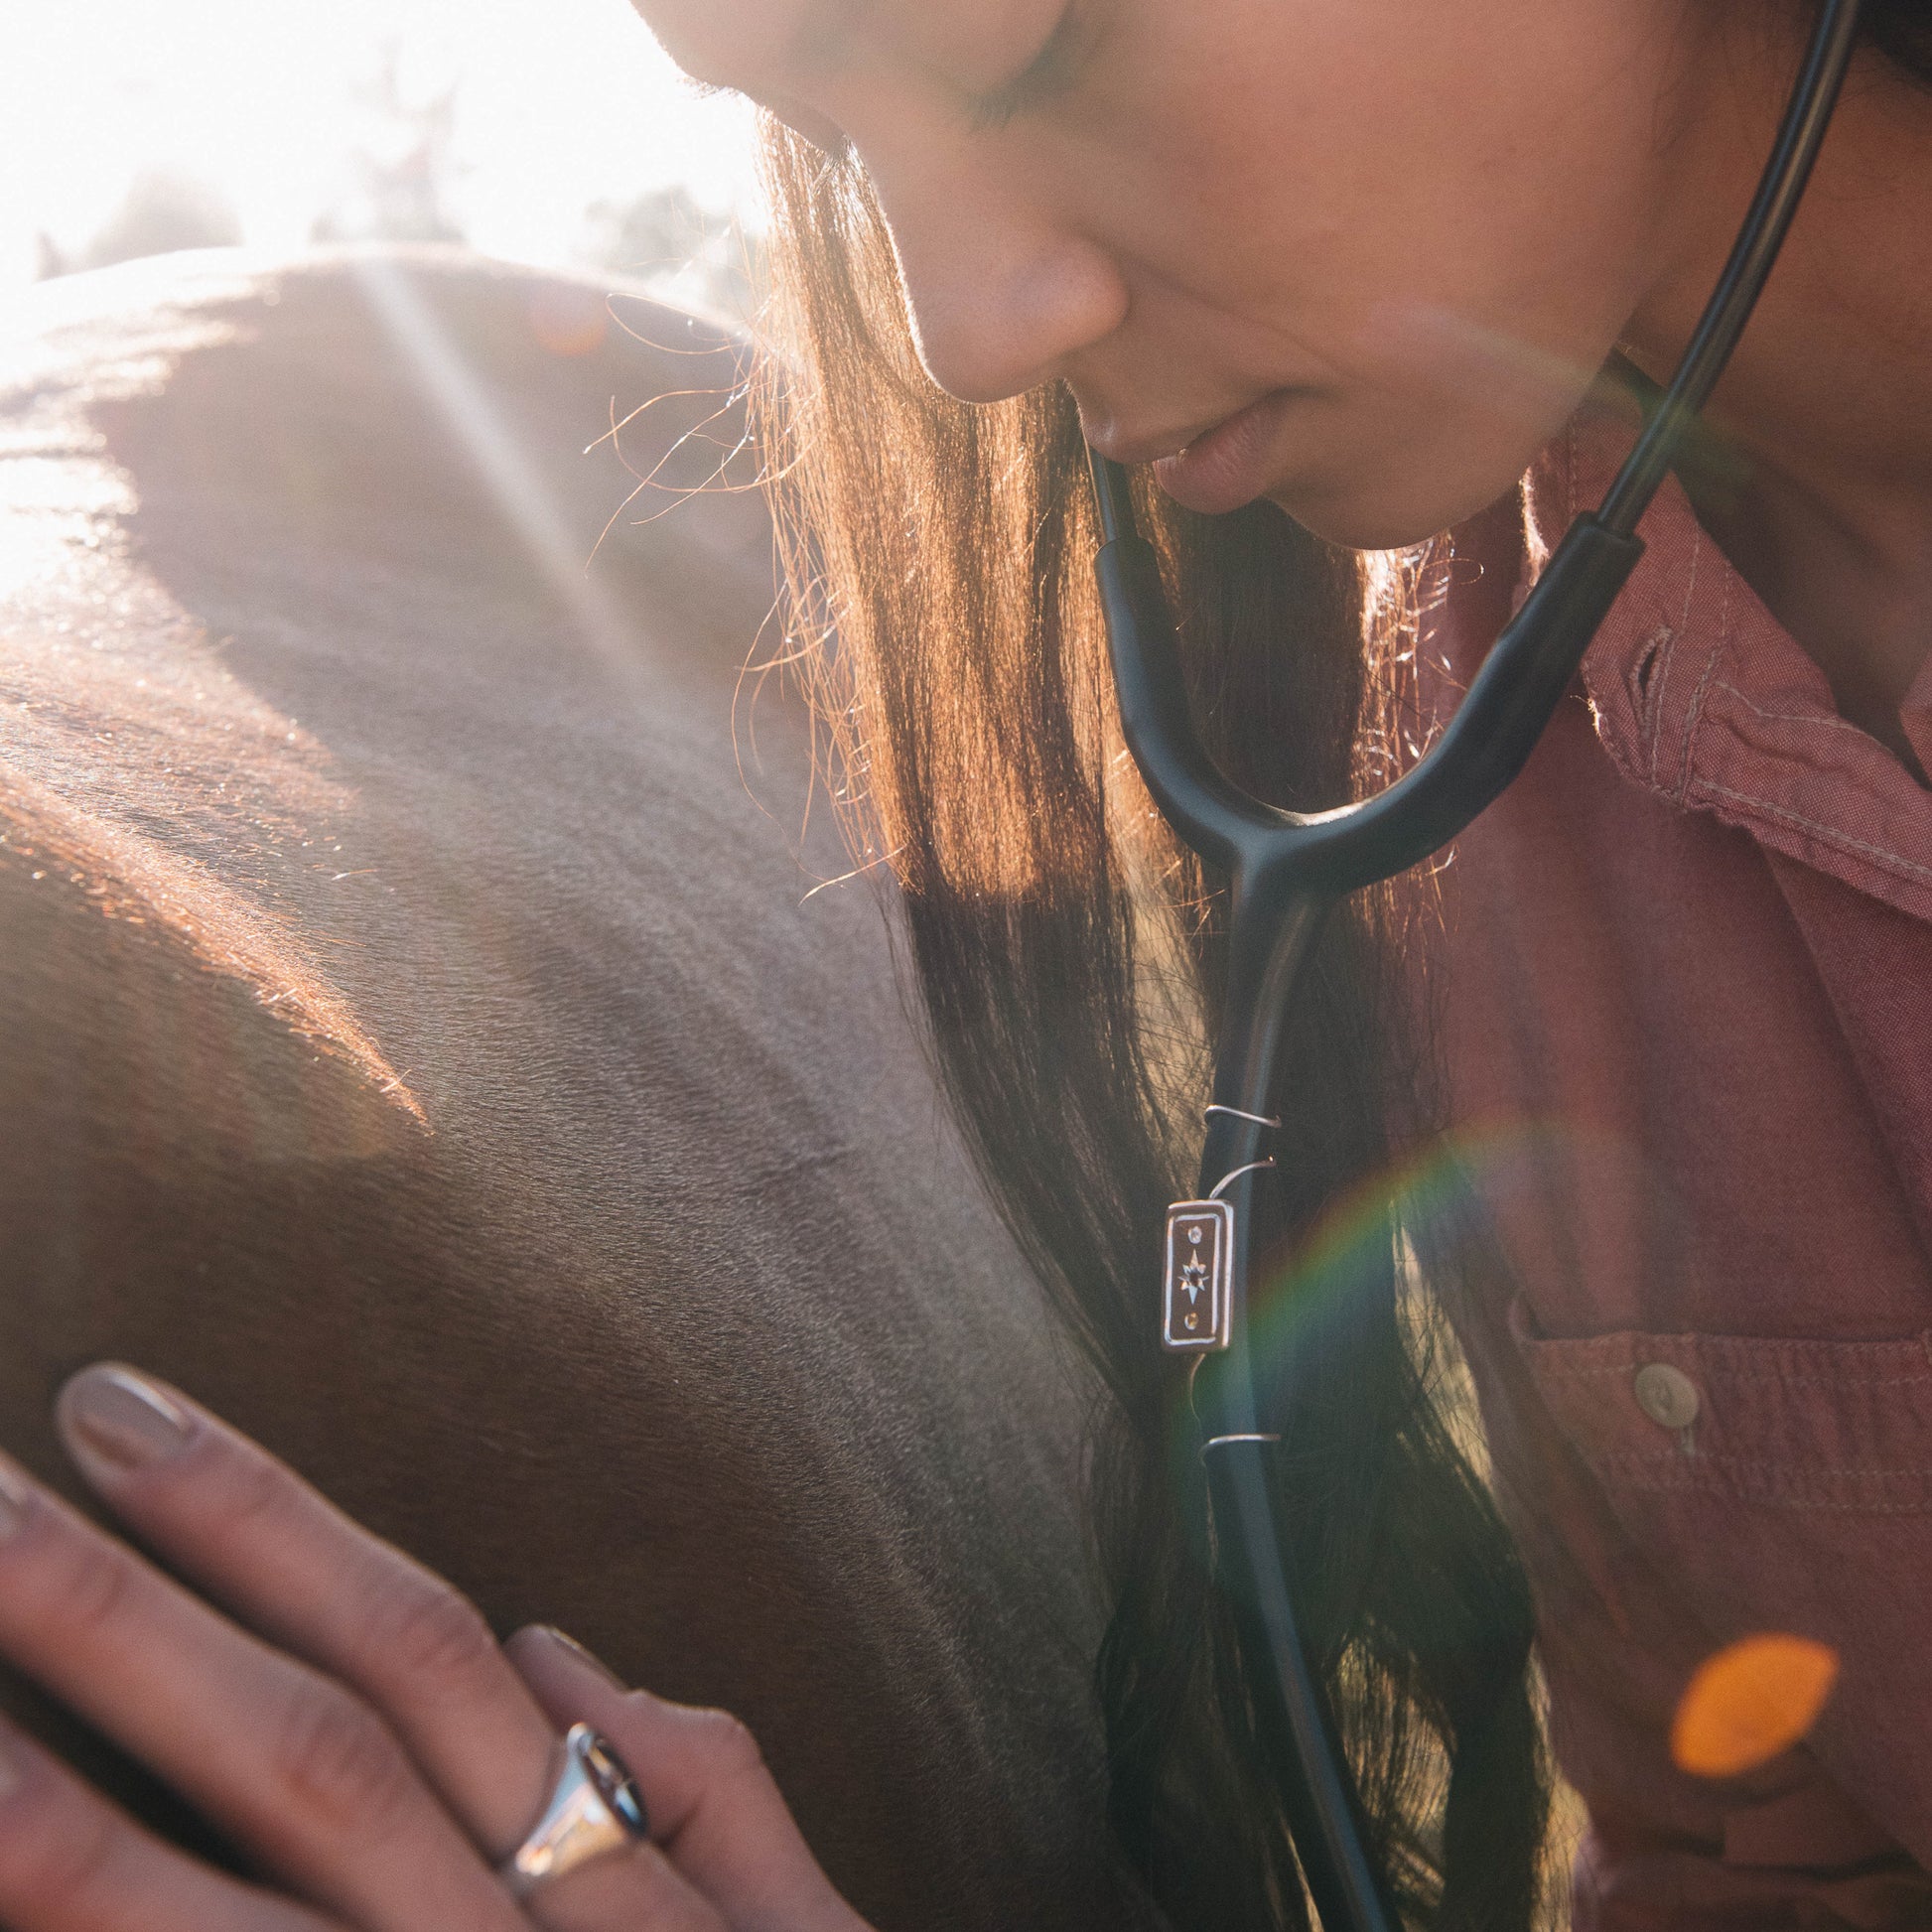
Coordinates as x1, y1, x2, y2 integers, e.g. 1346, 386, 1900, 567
1043, 0, 1676, 336
1151, 1, 1680, 535
1262, 253, 1641, 547
1286, 189, 1662, 542
1341, 248, 1640, 465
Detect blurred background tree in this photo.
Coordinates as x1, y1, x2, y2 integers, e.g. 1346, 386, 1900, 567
310, 40, 465, 246
582, 182, 760, 325
35, 170, 241, 279
6, 2, 761, 326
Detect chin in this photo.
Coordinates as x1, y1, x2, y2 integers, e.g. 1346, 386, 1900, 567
1266, 455, 1532, 552
1250, 383, 1568, 550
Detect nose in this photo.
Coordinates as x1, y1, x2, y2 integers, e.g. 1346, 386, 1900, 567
872, 150, 1128, 405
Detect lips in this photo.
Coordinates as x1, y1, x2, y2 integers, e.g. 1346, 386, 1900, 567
1149, 390, 1302, 516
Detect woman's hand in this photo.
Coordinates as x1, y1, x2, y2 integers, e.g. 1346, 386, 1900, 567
0, 1363, 872, 1931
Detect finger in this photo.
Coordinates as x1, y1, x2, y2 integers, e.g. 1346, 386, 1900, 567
503, 1828, 727, 1932
506, 1627, 869, 1932
55, 1365, 557, 1861
0, 1452, 525, 1932
0, 1715, 341, 1932
54, 1369, 781, 1930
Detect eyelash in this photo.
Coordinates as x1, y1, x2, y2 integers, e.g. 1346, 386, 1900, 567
967, 3, 1089, 133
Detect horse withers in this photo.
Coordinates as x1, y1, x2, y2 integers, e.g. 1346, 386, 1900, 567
0, 247, 1126, 1928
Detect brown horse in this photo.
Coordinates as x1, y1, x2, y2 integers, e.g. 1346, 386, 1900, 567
0, 247, 1130, 1929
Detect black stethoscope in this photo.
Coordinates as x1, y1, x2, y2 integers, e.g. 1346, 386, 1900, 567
1086, 4, 1864, 1926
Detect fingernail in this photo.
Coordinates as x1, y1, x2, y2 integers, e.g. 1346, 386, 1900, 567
59, 1366, 192, 1470
0, 1461, 31, 1541
541, 1627, 626, 1691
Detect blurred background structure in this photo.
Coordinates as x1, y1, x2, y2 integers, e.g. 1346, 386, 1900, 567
2, 0, 762, 322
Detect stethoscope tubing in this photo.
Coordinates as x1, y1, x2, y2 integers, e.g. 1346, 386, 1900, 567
1086, 5, 1865, 1927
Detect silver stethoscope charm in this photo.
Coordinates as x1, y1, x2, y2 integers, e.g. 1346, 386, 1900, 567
1163, 1198, 1234, 1350
1162, 1153, 1276, 1352
500, 1722, 650, 1899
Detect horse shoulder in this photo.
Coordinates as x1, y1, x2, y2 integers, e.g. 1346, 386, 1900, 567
0, 249, 1125, 1928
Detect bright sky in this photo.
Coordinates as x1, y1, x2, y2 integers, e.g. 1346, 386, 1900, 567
0, 0, 761, 295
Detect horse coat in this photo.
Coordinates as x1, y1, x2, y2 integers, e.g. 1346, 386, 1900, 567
0, 247, 1128, 1928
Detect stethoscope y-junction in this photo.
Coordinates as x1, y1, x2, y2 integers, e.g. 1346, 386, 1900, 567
1087, 4, 1865, 1926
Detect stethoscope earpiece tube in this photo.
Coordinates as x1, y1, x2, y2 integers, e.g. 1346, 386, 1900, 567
1091, 503, 1251, 871
1086, 5, 1863, 1927
1092, 491, 1645, 897
1363, 514, 1645, 874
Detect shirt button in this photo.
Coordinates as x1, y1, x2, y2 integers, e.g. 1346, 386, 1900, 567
1633, 1362, 1701, 1431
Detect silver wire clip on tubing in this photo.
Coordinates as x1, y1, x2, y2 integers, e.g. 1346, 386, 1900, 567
1208, 1160, 1276, 1202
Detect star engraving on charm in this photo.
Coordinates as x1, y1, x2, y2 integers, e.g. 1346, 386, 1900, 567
1165, 1199, 1233, 1352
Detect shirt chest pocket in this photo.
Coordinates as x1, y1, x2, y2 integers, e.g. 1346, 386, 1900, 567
1509, 1304, 1932, 1863
1511, 1310, 1932, 1514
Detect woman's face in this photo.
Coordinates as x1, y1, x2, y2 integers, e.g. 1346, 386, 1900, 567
637, 0, 1761, 547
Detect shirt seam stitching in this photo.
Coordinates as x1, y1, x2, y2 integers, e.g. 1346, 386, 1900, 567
1714, 683, 1874, 738
1688, 779, 1932, 886
1538, 1367, 1932, 1386
1597, 1452, 1932, 1477
1673, 649, 1723, 804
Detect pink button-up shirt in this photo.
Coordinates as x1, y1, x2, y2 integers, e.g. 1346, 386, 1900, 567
1423, 408, 1932, 1926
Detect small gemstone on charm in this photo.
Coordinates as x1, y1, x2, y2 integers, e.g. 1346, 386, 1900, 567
1188, 1227, 1202, 1244
1184, 1311, 1199, 1330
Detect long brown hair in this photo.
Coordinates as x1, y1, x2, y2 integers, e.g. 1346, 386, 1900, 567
748, 11, 1929, 1924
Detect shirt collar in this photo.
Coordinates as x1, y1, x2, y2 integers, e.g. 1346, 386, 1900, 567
1508, 403, 1932, 922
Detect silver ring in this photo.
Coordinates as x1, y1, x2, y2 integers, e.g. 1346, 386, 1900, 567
497, 1723, 650, 1899
1204, 1104, 1281, 1131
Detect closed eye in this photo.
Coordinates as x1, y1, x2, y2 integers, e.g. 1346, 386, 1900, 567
967, 3, 1091, 133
